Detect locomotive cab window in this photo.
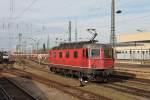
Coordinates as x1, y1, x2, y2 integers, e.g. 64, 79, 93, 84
91, 49, 100, 58
74, 51, 78, 58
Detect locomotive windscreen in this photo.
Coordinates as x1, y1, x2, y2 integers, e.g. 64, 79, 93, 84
91, 49, 100, 58
104, 48, 113, 58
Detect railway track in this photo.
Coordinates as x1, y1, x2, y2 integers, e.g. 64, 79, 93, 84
6, 69, 111, 100
0, 85, 12, 100
99, 83, 150, 99
93, 75, 150, 99
14, 59, 150, 99
18, 59, 49, 72
116, 68, 150, 74
111, 74, 150, 85
20, 59, 150, 85
0, 76, 37, 100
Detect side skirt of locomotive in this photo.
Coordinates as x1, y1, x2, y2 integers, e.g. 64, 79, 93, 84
48, 63, 114, 82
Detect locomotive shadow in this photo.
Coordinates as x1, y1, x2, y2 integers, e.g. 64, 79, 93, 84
52, 71, 137, 86
92, 72, 136, 84
95, 71, 136, 84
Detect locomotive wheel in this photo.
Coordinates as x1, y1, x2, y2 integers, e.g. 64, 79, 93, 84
102, 78, 108, 83
50, 67, 53, 72
102, 76, 109, 83
79, 73, 89, 87
79, 77, 85, 87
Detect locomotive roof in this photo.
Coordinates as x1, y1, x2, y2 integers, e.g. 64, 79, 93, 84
52, 41, 111, 50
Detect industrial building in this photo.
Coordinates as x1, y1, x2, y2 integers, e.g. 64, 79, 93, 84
116, 32, 150, 60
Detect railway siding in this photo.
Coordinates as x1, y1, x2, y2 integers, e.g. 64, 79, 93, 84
10, 59, 150, 100
0, 76, 37, 100
1, 72, 78, 100
9, 69, 111, 100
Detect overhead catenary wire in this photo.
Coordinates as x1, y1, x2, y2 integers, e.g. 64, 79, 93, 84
0, 0, 150, 33
95, 0, 150, 30
15, 0, 38, 19
98, 12, 150, 30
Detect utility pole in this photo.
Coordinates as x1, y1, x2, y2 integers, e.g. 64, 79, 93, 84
43, 43, 46, 53
68, 21, 72, 42
18, 33, 22, 53
24, 40, 27, 54
37, 41, 39, 54
110, 0, 116, 58
2, 21, 5, 32
47, 35, 50, 49
8, 0, 14, 53
75, 20, 78, 42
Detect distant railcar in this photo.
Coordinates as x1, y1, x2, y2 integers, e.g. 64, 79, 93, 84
2, 51, 9, 62
48, 41, 114, 81
0, 51, 9, 62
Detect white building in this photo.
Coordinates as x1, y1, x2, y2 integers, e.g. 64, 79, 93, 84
116, 32, 150, 60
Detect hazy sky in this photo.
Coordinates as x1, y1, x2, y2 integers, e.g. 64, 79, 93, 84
0, 0, 150, 51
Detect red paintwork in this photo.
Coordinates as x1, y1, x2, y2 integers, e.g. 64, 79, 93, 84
49, 47, 114, 70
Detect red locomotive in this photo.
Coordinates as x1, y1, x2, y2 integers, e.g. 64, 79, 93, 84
48, 41, 114, 81
48, 29, 114, 83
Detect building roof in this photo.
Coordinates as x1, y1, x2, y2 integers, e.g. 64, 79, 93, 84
117, 32, 150, 43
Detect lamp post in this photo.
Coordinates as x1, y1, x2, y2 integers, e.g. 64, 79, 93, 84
110, 0, 122, 59
110, 0, 115, 49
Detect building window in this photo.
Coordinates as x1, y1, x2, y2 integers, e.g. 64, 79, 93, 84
142, 51, 145, 54
116, 51, 121, 53
130, 50, 132, 54
66, 51, 70, 58
59, 52, 62, 58
74, 51, 78, 58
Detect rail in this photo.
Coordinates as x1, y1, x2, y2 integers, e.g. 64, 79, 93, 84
0, 85, 13, 100
9, 69, 112, 100
5, 78, 38, 100
0, 76, 38, 100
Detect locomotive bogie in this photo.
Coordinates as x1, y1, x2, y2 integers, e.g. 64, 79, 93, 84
48, 63, 114, 81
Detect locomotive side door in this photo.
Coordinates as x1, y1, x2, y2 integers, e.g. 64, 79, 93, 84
82, 48, 88, 67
